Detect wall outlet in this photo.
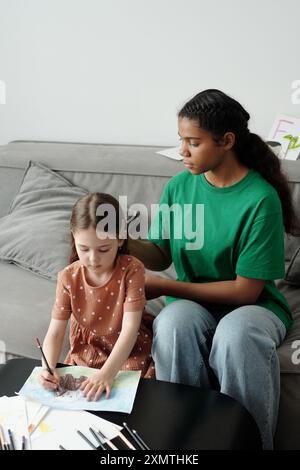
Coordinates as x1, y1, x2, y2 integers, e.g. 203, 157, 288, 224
0, 80, 6, 104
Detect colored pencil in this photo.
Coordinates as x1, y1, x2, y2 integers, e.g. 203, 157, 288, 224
133, 429, 150, 450
28, 406, 50, 434
123, 422, 145, 450
35, 338, 54, 376
76, 430, 97, 449
89, 428, 106, 450
36, 338, 61, 393
8, 429, 15, 450
97, 429, 118, 450
0, 426, 8, 450
117, 430, 136, 450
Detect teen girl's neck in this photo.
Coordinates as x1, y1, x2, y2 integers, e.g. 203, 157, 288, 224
204, 158, 250, 188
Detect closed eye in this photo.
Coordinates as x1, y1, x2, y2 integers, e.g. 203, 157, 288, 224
79, 246, 110, 252
178, 137, 200, 147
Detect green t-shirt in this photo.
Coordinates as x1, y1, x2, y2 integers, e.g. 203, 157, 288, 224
148, 169, 292, 330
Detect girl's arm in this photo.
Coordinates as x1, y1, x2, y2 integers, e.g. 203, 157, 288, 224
80, 309, 143, 401
39, 318, 68, 390
146, 274, 265, 305
101, 309, 142, 376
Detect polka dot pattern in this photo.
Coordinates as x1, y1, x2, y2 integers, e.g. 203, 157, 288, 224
52, 255, 154, 378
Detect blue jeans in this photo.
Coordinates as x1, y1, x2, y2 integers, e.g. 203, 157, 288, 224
151, 300, 286, 450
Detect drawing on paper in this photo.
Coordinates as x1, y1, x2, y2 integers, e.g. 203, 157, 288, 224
57, 374, 87, 399
18, 366, 141, 413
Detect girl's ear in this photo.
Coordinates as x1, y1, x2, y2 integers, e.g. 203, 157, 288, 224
223, 132, 235, 150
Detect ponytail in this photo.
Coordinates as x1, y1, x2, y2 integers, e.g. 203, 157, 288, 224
237, 132, 300, 236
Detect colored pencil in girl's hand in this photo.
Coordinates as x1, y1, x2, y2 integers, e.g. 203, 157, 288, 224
35, 338, 54, 376
36, 337, 60, 392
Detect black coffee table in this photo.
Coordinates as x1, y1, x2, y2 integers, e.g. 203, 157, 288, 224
0, 358, 261, 450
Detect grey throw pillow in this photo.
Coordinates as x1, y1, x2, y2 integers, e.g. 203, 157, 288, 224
0, 161, 87, 280
285, 244, 300, 285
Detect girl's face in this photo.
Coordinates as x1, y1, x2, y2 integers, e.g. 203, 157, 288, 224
73, 226, 124, 275
178, 117, 232, 175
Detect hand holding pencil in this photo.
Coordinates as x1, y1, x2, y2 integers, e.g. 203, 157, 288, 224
39, 369, 60, 391
36, 338, 60, 391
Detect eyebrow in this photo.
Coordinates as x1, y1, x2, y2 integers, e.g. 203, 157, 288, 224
78, 244, 110, 248
178, 133, 202, 140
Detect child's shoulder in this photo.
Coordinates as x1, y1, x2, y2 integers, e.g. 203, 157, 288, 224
118, 254, 145, 272
58, 260, 82, 280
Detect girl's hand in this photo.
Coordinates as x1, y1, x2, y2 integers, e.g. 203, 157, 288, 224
145, 274, 166, 300
79, 370, 116, 401
38, 369, 60, 391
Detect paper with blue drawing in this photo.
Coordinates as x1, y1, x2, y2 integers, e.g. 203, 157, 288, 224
18, 366, 141, 413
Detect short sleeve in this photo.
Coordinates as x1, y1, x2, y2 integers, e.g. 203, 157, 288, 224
123, 261, 146, 312
147, 181, 171, 252
51, 270, 72, 320
236, 213, 285, 280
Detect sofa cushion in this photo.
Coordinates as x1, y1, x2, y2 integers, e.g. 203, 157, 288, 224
277, 308, 300, 373
0, 261, 70, 359
0, 141, 182, 227
276, 279, 300, 373
285, 244, 300, 285
0, 161, 87, 280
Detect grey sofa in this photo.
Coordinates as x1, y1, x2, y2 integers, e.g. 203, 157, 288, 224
0, 140, 299, 449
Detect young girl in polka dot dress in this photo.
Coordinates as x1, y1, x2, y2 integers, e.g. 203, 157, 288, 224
39, 192, 155, 401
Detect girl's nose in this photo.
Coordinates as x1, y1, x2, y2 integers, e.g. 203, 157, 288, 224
89, 251, 98, 262
179, 141, 190, 158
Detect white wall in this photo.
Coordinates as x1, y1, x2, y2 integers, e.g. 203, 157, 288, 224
0, 0, 299, 146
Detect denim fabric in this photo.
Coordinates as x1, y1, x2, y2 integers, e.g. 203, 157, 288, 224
152, 299, 286, 450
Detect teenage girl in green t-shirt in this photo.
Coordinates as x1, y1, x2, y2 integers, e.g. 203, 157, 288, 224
128, 89, 299, 450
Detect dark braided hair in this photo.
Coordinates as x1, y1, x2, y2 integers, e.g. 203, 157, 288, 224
178, 89, 300, 235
